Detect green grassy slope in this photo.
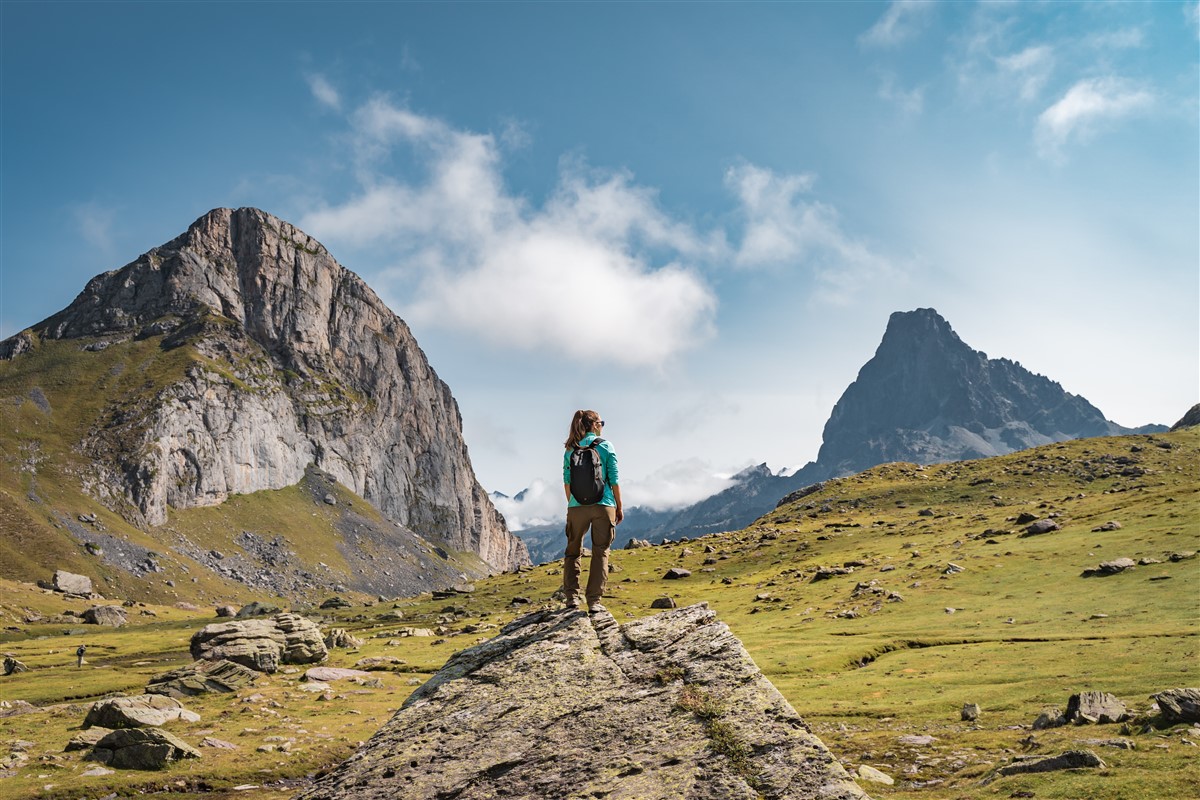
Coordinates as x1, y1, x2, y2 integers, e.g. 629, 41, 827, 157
0, 429, 1195, 799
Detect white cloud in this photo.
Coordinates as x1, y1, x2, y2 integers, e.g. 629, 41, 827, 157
1085, 27, 1145, 51
1035, 77, 1154, 160
634, 458, 739, 512
860, 0, 935, 48
491, 479, 563, 530
997, 45, 1055, 102
302, 98, 717, 368
878, 73, 925, 116
1188, 3, 1200, 40
306, 73, 341, 111
73, 202, 116, 253
724, 163, 901, 304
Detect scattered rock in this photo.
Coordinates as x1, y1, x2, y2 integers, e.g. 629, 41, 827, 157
1065, 691, 1129, 725
3, 656, 28, 675
354, 657, 407, 671
624, 539, 651, 549
650, 597, 677, 609
324, 628, 364, 649
199, 737, 238, 749
917, 508, 934, 517
855, 764, 894, 785
995, 749, 1105, 778
1082, 738, 1135, 750
1033, 707, 1066, 729
662, 568, 691, 580
145, 659, 258, 697
65, 727, 113, 752
304, 667, 372, 682
898, 734, 937, 746
190, 613, 327, 673
82, 605, 128, 627
215, 605, 238, 618
1153, 688, 1200, 725
1021, 519, 1060, 536
83, 694, 201, 729
961, 703, 980, 722
1081, 558, 1136, 578
943, 563, 964, 575
80, 766, 115, 777
294, 604, 868, 800
811, 566, 854, 582
320, 597, 353, 610
323, 493, 337, 506
1015, 512, 1039, 525
53, 570, 93, 595
1169, 551, 1196, 562
1091, 521, 1122, 532
88, 727, 201, 770
236, 601, 282, 618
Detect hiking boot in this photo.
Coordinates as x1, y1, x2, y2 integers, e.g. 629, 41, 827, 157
564, 597, 580, 610
587, 602, 607, 614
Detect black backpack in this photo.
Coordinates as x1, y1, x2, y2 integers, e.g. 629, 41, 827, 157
569, 438, 607, 505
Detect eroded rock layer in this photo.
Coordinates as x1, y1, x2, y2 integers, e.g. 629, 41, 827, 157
297, 604, 868, 800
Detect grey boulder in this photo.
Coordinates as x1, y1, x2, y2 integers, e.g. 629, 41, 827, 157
82, 605, 128, 626
53, 570, 93, 595
88, 727, 201, 770
145, 659, 258, 698
1153, 688, 1200, 725
1065, 691, 1129, 725
190, 612, 327, 673
83, 694, 200, 729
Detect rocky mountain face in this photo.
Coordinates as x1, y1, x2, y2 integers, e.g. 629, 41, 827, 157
1, 208, 528, 574
517, 308, 1165, 562
297, 603, 869, 800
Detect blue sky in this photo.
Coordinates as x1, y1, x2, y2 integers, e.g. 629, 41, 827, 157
3, 1, 1197, 528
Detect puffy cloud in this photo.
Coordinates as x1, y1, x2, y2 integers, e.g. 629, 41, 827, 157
633, 458, 739, 512
725, 163, 900, 304
1035, 77, 1154, 160
490, 479, 563, 530
860, 0, 935, 48
306, 73, 341, 111
302, 98, 718, 368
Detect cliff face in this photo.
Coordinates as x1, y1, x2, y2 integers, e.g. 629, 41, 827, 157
5, 207, 528, 572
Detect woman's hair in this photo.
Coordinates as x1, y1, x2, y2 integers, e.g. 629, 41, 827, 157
564, 409, 601, 449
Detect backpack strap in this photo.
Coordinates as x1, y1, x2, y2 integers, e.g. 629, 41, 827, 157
574, 437, 605, 451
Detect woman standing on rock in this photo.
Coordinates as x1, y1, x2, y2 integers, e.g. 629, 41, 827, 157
563, 409, 622, 613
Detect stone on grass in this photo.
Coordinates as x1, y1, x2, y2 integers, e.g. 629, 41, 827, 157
1091, 521, 1122, 532
1021, 519, 1060, 536
898, 734, 937, 746
304, 667, 372, 682
650, 597, 677, 609
855, 764, 894, 785
83, 605, 127, 627
190, 612, 327, 673
236, 601, 281, 618
1033, 708, 1066, 730
811, 566, 854, 582
625, 538, 651, 549
83, 694, 200, 729
355, 656, 407, 671
53, 570, 93, 595
1153, 688, 1200, 725
324, 628, 364, 649
65, 727, 113, 751
199, 737, 238, 749
145, 659, 257, 698
995, 749, 1105, 778
1081, 558, 1136, 578
1065, 691, 1129, 725
3, 656, 28, 675
215, 605, 237, 618
662, 568, 691, 580
293, 604, 869, 800
320, 597, 353, 610
961, 703, 980, 722
88, 727, 200, 770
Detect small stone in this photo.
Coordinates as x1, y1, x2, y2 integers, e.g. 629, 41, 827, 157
323, 494, 337, 506
855, 764, 894, 785
961, 703, 980, 721
650, 597, 677, 609
663, 568, 691, 580
1091, 521, 1122, 532
1022, 519, 1060, 536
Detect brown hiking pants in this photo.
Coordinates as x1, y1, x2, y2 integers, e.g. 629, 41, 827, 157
564, 505, 616, 604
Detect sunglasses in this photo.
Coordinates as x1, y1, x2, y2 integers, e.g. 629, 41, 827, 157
598, 420, 606, 427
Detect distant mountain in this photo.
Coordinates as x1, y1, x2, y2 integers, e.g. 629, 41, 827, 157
516, 307, 1167, 563
0, 208, 528, 602
1171, 403, 1200, 431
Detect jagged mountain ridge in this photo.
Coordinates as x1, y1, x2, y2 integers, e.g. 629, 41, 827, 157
1, 207, 528, 577
516, 308, 1166, 561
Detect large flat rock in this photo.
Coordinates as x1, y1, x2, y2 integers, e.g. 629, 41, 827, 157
297, 603, 868, 800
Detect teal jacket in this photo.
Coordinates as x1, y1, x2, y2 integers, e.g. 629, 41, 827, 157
564, 432, 619, 508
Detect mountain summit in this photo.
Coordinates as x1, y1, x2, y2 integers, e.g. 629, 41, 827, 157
1, 207, 528, 577
815, 308, 1139, 476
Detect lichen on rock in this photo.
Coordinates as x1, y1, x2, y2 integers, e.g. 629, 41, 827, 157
297, 603, 868, 800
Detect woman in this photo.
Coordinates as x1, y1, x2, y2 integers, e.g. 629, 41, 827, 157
562, 409, 623, 613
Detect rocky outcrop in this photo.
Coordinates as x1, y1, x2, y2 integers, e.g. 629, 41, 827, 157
1153, 688, 1200, 724
297, 604, 868, 800
82, 605, 127, 626
4, 207, 527, 572
83, 695, 200, 729
52, 570, 93, 595
87, 728, 201, 770
190, 612, 327, 673
145, 659, 258, 697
